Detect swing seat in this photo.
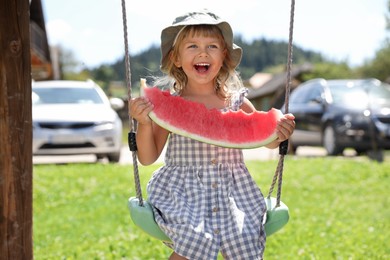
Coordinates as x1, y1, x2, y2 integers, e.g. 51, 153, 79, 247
129, 196, 288, 241
128, 197, 171, 241
264, 197, 290, 236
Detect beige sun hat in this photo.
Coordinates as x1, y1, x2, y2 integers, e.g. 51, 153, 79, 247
160, 10, 243, 73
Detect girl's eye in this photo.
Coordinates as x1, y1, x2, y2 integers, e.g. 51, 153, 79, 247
184, 43, 220, 50
208, 44, 218, 49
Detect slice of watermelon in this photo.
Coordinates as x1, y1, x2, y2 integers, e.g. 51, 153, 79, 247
144, 86, 282, 149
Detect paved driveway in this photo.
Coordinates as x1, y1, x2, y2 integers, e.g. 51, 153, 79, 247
121, 146, 281, 164
33, 145, 329, 165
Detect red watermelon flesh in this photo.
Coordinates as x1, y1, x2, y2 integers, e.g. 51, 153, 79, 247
144, 86, 282, 149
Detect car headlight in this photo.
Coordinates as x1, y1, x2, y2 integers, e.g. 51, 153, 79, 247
94, 122, 115, 131
363, 109, 371, 117
342, 114, 352, 123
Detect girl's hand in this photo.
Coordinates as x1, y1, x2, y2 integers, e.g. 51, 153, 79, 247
129, 97, 154, 125
276, 113, 295, 142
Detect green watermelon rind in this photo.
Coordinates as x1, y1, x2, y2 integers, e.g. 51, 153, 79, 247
149, 111, 279, 149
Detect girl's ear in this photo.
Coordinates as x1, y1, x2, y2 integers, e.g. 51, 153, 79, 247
170, 52, 181, 68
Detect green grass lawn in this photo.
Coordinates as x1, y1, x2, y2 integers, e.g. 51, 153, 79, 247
33, 157, 389, 259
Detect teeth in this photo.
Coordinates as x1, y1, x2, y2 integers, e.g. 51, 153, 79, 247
196, 63, 210, 66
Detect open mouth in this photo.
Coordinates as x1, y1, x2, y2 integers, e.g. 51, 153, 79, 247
194, 63, 210, 72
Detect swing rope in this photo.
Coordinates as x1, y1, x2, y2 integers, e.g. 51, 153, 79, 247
267, 0, 295, 207
121, 0, 144, 207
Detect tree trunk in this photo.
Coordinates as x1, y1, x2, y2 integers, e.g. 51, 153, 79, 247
0, 0, 33, 259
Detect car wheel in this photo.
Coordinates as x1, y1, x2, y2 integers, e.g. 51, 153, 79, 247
107, 151, 121, 163
323, 125, 342, 155
96, 154, 105, 160
355, 149, 367, 155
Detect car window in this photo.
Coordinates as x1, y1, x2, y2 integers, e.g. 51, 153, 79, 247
304, 84, 323, 103
32, 87, 104, 105
290, 83, 323, 104
329, 83, 368, 107
367, 82, 390, 106
328, 81, 390, 108
290, 84, 310, 104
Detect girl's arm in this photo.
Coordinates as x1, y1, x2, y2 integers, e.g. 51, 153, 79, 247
129, 97, 169, 165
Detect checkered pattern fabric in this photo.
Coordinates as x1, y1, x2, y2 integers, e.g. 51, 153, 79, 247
146, 89, 267, 259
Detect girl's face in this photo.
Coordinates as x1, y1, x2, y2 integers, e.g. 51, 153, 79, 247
172, 33, 226, 87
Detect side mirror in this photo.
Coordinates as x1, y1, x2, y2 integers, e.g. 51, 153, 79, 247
110, 97, 125, 111
309, 96, 324, 104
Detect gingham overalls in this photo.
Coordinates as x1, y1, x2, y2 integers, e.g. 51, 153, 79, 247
147, 89, 267, 259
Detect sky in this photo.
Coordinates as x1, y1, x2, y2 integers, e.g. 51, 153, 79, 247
41, 0, 388, 69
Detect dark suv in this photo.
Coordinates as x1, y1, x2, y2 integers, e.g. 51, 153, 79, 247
284, 78, 390, 155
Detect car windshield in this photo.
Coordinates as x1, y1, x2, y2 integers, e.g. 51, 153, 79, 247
32, 87, 104, 105
328, 81, 390, 109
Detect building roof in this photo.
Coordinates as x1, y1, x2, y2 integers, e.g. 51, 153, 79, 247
247, 63, 313, 99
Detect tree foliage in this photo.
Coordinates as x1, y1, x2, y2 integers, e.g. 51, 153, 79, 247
235, 36, 324, 79
357, 41, 390, 82
301, 62, 356, 81
356, 0, 390, 82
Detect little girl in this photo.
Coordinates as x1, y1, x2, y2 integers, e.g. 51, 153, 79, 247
129, 10, 295, 260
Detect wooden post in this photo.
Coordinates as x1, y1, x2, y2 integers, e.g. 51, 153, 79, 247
0, 0, 33, 259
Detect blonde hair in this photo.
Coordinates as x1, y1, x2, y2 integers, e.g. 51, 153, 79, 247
156, 25, 243, 99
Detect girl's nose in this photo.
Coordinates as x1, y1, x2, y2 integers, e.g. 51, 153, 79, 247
198, 47, 209, 56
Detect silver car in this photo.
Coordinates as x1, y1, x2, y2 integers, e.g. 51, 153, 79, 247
32, 80, 124, 162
